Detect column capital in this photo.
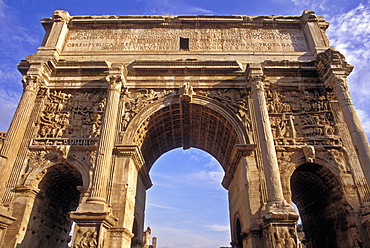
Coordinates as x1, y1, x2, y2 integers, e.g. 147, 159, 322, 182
106, 65, 127, 92
245, 63, 265, 89
250, 79, 266, 92
105, 75, 124, 92
21, 75, 44, 92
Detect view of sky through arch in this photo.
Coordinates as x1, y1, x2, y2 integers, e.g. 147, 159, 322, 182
145, 148, 230, 248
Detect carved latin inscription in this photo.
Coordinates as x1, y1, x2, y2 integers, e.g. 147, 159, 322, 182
64, 28, 308, 52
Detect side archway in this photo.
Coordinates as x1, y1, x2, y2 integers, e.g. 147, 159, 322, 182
291, 163, 362, 248
19, 163, 83, 247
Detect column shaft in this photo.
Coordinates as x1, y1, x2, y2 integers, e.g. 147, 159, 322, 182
334, 78, 370, 185
88, 77, 122, 203
0, 77, 40, 199
251, 80, 285, 203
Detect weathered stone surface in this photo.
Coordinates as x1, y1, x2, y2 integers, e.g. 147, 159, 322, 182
0, 9, 369, 248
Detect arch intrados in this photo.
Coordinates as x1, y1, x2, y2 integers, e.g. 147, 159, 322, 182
285, 156, 345, 190
24, 159, 88, 191
123, 94, 248, 144
122, 94, 249, 170
290, 162, 343, 207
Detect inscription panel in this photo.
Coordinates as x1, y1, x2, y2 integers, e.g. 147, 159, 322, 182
64, 28, 308, 53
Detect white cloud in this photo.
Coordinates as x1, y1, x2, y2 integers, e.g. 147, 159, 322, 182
290, 0, 329, 11
204, 157, 219, 168
148, 203, 180, 210
206, 224, 230, 232
327, 4, 370, 67
326, 3, 370, 138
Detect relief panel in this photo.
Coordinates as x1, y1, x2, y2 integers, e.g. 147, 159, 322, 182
32, 90, 106, 146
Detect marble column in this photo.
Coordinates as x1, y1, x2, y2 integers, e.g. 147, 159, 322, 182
0, 75, 41, 246
251, 79, 297, 218
87, 75, 123, 205
333, 77, 370, 185
0, 75, 41, 199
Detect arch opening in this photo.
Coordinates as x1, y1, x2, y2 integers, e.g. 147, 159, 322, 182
144, 148, 231, 248
20, 163, 82, 247
134, 102, 243, 172
291, 163, 361, 248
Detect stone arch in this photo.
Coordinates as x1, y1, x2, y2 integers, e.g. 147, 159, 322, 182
291, 162, 362, 248
279, 149, 352, 204
23, 153, 90, 192
19, 162, 83, 248
122, 94, 250, 171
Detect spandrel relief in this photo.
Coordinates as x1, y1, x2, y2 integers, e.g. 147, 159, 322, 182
197, 89, 252, 132
33, 90, 106, 146
120, 88, 174, 134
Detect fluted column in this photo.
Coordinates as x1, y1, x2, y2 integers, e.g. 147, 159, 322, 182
251, 79, 286, 204
87, 74, 124, 204
0, 75, 41, 198
333, 77, 370, 185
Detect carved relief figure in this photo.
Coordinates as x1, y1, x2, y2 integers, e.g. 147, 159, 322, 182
35, 90, 106, 143
120, 89, 174, 133
74, 229, 98, 248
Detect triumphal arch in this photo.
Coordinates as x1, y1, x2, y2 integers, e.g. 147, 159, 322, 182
0, 9, 370, 248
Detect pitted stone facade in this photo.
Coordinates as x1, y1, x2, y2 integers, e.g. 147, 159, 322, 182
0, 10, 370, 248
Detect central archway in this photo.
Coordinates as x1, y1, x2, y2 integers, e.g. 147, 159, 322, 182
123, 94, 251, 248
124, 94, 250, 171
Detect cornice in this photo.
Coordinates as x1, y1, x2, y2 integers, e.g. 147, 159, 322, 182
41, 11, 326, 30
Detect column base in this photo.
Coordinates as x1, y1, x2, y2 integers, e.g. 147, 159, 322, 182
0, 205, 16, 246
70, 206, 117, 248
264, 200, 299, 221
110, 228, 135, 248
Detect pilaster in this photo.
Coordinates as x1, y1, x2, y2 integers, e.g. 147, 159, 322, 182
108, 144, 151, 248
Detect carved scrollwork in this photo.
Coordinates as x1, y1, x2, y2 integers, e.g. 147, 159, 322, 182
20, 151, 50, 185
69, 150, 95, 170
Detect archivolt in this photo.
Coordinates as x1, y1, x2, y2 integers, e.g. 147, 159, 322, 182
121, 94, 250, 170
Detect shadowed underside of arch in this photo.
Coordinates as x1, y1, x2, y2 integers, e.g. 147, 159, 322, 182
291, 163, 358, 248
134, 101, 243, 171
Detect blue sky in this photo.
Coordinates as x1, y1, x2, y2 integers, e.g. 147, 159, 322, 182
0, 0, 369, 247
